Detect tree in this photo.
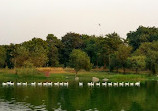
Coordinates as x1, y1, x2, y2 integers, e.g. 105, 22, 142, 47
116, 44, 132, 73
97, 37, 109, 68
29, 46, 48, 67
61, 32, 84, 66
83, 35, 100, 67
105, 32, 123, 71
127, 26, 158, 51
0, 46, 6, 67
135, 41, 158, 74
145, 51, 158, 74
22, 38, 49, 67
5, 44, 17, 68
12, 46, 29, 67
22, 37, 48, 53
69, 49, 92, 76
46, 34, 62, 67
128, 56, 146, 73
106, 32, 123, 52
47, 46, 59, 67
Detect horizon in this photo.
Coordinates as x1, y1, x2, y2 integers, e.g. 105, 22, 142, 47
1, 0, 158, 45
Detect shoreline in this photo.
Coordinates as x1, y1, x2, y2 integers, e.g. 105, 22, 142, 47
0, 67, 157, 83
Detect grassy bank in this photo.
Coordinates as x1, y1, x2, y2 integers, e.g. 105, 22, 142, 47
0, 67, 157, 83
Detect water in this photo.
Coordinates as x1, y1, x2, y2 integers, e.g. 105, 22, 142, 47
0, 81, 158, 111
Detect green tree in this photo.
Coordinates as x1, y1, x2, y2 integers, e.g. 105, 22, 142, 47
0, 46, 6, 67
146, 51, 158, 74
127, 26, 158, 51
23, 37, 48, 50
106, 32, 123, 52
135, 41, 158, 74
116, 44, 132, 73
5, 44, 18, 68
105, 32, 123, 71
46, 34, 62, 67
83, 35, 100, 67
97, 37, 109, 68
22, 38, 49, 67
128, 56, 146, 73
12, 46, 29, 67
29, 46, 48, 67
61, 32, 84, 67
69, 49, 92, 76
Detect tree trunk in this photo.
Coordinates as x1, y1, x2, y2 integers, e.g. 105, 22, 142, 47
104, 62, 106, 69
75, 70, 78, 77
116, 67, 119, 73
136, 68, 138, 74
103, 59, 106, 69
123, 67, 126, 74
14, 60, 17, 68
109, 55, 111, 72
15, 68, 17, 75
96, 60, 98, 68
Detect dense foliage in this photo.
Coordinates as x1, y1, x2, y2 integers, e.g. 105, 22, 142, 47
127, 26, 158, 51
1, 26, 158, 74
0, 46, 6, 68
69, 49, 91, 75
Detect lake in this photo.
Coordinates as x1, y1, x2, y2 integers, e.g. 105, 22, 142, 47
0, 81, 158, 111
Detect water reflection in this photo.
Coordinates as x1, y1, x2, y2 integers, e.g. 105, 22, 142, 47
0, 81, 158, 111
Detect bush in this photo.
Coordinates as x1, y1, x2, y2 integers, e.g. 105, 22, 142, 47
15, 67, 41, 75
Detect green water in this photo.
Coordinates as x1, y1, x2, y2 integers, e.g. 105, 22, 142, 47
0, 81, 158, 111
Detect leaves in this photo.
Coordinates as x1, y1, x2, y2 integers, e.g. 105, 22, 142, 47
127, 26, 158, 51
69, 49, 92, 74
0, 46, 6, 67
136, 41, 158, 74
128, 56, 146, 73
46, 34, 62, 67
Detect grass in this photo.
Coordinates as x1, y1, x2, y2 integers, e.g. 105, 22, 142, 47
0, 67, 157, 83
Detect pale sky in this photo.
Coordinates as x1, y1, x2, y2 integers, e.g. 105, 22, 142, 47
0, 0, 158, 45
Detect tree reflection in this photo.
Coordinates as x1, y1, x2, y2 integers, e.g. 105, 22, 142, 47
0, 81, 157, 111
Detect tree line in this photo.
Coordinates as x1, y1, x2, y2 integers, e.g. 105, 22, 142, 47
1, 26, 158, 74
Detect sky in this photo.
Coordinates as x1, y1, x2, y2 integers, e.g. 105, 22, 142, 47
0, 0, 158, 45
